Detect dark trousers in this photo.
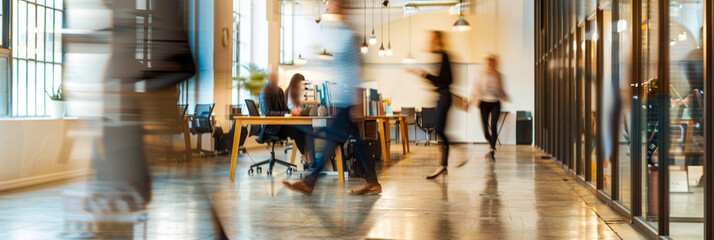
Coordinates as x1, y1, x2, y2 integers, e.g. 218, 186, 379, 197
302, 107, 353, 187
278, 125, 314, 157
479, 101, 501, 149
436, 92, 452, 166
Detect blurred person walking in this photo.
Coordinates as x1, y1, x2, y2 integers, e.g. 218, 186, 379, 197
467, 55, 508, 162
406, 31, 453, 179
282, 0, 382, 195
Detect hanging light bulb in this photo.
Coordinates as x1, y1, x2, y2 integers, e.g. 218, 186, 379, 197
319, 49, 334, 61
379, 44, 386, 56
361, 0, 369, 54
404, 15, 415, 63
670, 39, 676, 46
294, 54, 306, 65
369, 0, 377, 45
452, 0, 470, 32
678, 32, 687, 41
386, 1, 393, 56
403, 54, 416, 64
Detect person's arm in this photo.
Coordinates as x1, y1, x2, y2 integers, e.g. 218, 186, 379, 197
260, 88, 289, 116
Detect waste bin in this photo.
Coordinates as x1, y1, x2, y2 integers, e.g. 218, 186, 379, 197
516, 111, 532, 145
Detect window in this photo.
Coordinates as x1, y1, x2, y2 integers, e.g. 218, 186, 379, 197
0, 0, 9, 116
232, 0, 251, 105
11, 0, 63, 117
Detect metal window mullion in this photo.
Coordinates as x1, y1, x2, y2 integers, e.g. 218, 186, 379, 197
42, 6, 46, 115
656, 0, 670, 234
24, 1, 27, 116
630, 0, 643, 218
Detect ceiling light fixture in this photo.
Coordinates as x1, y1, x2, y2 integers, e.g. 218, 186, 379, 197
319, 49, 334, 61
386, 2, 393, 56
294, 54, 307, 65
678, 32, 687, 41
361, 0, 368, 54
369, 0, 377, 45
379, 2, 385, 56
452, 0, 471, 32
403, 15, 416, 63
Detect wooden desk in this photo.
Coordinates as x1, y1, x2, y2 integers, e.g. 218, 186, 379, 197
229, 116, 344, 183
355, 115, 411, 162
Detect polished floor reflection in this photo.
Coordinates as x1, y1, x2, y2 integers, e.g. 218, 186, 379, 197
0, 144, 647, 239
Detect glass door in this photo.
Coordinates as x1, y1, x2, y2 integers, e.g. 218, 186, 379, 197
577, 25, 587, 178
639, 0, 660, 230
666, 0, 705, 238
586, 16, 600, 185
615, 0, 633, 209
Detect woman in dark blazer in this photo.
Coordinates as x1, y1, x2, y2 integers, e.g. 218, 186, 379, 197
407, 31, 453, 179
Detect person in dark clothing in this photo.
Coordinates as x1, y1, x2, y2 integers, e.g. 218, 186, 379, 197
259, 65, 313, 158
282, 0, 382, 195
406, 31, 453, 179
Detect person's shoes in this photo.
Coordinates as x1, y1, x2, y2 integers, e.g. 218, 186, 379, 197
282, 180, 314, 195
426, 167, 448, 179
489, 151, 496, 162
348, 182, 382, 195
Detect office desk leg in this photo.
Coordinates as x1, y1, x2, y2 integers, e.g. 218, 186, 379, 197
376, 119, 389, 163
335, 146, 344, 183
290, 144, 298, 170
229, 120, 243, 182
399, 117, 408, 154
384, 120, 391, 160
183, 121, 192, 161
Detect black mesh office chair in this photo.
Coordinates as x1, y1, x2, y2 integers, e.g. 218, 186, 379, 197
244, 99, 297, 175
397, 107, 417, 143
417, 107, 437, 146
190, 104, 215, 156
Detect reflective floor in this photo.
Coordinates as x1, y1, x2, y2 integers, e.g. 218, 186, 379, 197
0, 144, 647, 239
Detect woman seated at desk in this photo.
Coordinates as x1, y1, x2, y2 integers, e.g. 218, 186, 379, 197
285, 73, 318, 167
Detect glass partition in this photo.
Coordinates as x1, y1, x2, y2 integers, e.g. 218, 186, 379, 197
666, 0, 704, 238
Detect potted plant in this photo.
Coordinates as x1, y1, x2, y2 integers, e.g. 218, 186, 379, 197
45, 84, 64, 118
236, 63, 267, 100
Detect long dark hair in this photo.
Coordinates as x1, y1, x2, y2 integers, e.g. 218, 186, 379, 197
286, 73, 305, 106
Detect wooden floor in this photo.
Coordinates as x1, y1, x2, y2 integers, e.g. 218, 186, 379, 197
0, 144, 648, 239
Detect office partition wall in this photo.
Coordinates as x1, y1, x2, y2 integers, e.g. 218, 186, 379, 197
534, 0, 712, 238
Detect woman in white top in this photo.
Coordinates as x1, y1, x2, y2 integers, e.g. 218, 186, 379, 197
468, 55, 508, 161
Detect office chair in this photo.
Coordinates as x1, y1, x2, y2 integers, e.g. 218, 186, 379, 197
244, 99, 297, 175
396, 107, 417, 143
142, 104, 192, 162
417, 107, 437, 146
190, 103, 215, 156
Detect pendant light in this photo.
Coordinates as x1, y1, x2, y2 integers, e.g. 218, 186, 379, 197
378, 3, 385, 56
294, 8, 307, 65
369, 0, 377, 45
403, 15, 416, 63
319, 49, 334, 61
452, 0, 471, 32
315, 1, 322, 24
386, 2, 393, 56
294, 54, 307, 65
361, 0, 368, 54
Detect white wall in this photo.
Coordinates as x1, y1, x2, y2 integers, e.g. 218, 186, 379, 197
0, 119, 92, 191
